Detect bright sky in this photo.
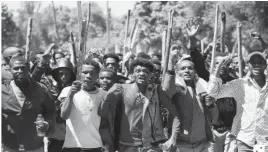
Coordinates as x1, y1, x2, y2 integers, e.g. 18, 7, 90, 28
2, 1, 136, 17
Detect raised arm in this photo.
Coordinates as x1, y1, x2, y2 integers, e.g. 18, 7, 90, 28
186, 19, 210, 81
207, 57, 243, 99
31, 44, 55, 81
60, 81, 81, 120
41, 85, 56, 135
161, 45, 178, 99
98, 83, 123, 118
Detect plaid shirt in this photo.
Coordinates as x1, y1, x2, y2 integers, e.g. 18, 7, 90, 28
208, 75, 268, 146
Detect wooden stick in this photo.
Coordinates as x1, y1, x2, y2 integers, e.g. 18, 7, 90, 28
237, 22, 243, 78
162, 10, 174, 82
106, 1, 111, 46
77, 1, 82, 35
130, 20, 140, 49
201, 39, 205, 54
122, 10, 131, 74
70, 31, 77, 67
84, 3, 91, 52
25, 18, 33, 62
79, 20, 87, 53
220, 12, 226, 53
52, 1, 60, 41
128, 19, 139, 48
231, 39, 238, 56
162, 29, 167, 68
209, 4, 219, 74
76, 20, 87, 78
124, 10, 131, 52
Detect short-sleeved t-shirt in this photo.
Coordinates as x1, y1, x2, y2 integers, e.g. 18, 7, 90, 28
58, 86, 107, 148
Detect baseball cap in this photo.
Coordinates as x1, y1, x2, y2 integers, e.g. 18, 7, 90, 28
246, 51, 266, 62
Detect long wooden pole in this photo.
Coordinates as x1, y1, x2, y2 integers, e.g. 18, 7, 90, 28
70, 31, 77, 67
77, 20, 87, 78
122, 10, 131, 74
128, 19, 139, 48
25, 18, 33, 62
77, 1, 82, 35
84, 3, 91, 52
124, 10, 131, 53
237, 22, 243, 78
79, 20, 87, 53
52, 1, 60, 42
162, 30, 167, 68
209, 4, 219, 74
220, 12, 226, 53
162, 10, 174, 82
201, 39, 205, 54
130, 20, 139, 49
106, 1, 110, 52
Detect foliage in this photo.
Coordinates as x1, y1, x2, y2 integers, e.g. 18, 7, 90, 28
131, 1, 268, 54
1, 4, 24, 50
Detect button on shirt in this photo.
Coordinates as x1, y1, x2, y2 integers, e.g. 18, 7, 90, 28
207, 75, 268, 147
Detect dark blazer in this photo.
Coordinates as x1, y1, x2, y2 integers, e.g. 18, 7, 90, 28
2, 80, 56, 150
99, 73, 178, 149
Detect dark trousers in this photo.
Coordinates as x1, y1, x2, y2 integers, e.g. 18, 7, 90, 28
48, 138, 64, 152
63, 147, 103, 152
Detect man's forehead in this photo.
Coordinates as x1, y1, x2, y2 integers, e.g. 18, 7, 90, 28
82, 64, 94, 69
99, 71, 114, 77
249, 55, 266, 62
12, 60, 27, 66
106, 57, 117, 63
177, 60, 194, 67
134, 65, 149, 70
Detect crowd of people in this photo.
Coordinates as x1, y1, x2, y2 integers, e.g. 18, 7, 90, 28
2, 17, 268, 152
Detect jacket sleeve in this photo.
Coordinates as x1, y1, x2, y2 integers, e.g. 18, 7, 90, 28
207, 75, 242, 100
40, 84, 56, 135
31, 65, 46, 82
98, 83, 123, 119
190, 48, 210, 82
171, 116, 180, 136
161, 73, 177, 99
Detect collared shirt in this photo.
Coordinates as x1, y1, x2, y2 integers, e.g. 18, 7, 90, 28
208, 75, 268, 146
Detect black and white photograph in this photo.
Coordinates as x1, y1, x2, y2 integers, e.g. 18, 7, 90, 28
1, 1, 268, 152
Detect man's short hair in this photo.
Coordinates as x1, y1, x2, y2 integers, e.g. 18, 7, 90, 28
176, 56, 195, 70
9, 55, 30, 68
129, 58, 154, 74
116, 53, 123, 57
100, 68, 116, 77
151, 59, 161, 67
152, 52, 162, 60
137, 52, 151, 60
2, 47, 24, 64
103, 53, 120, 63
82, 58, 101, 73
53, 51, 65, 61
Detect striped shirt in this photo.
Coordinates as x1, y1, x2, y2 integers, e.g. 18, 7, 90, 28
207, 75, 268, 146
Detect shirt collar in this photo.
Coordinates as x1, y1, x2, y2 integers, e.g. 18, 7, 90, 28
245, 76, 268, 92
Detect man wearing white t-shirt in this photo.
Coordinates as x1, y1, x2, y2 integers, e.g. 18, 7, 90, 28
60, 59, 107, 152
